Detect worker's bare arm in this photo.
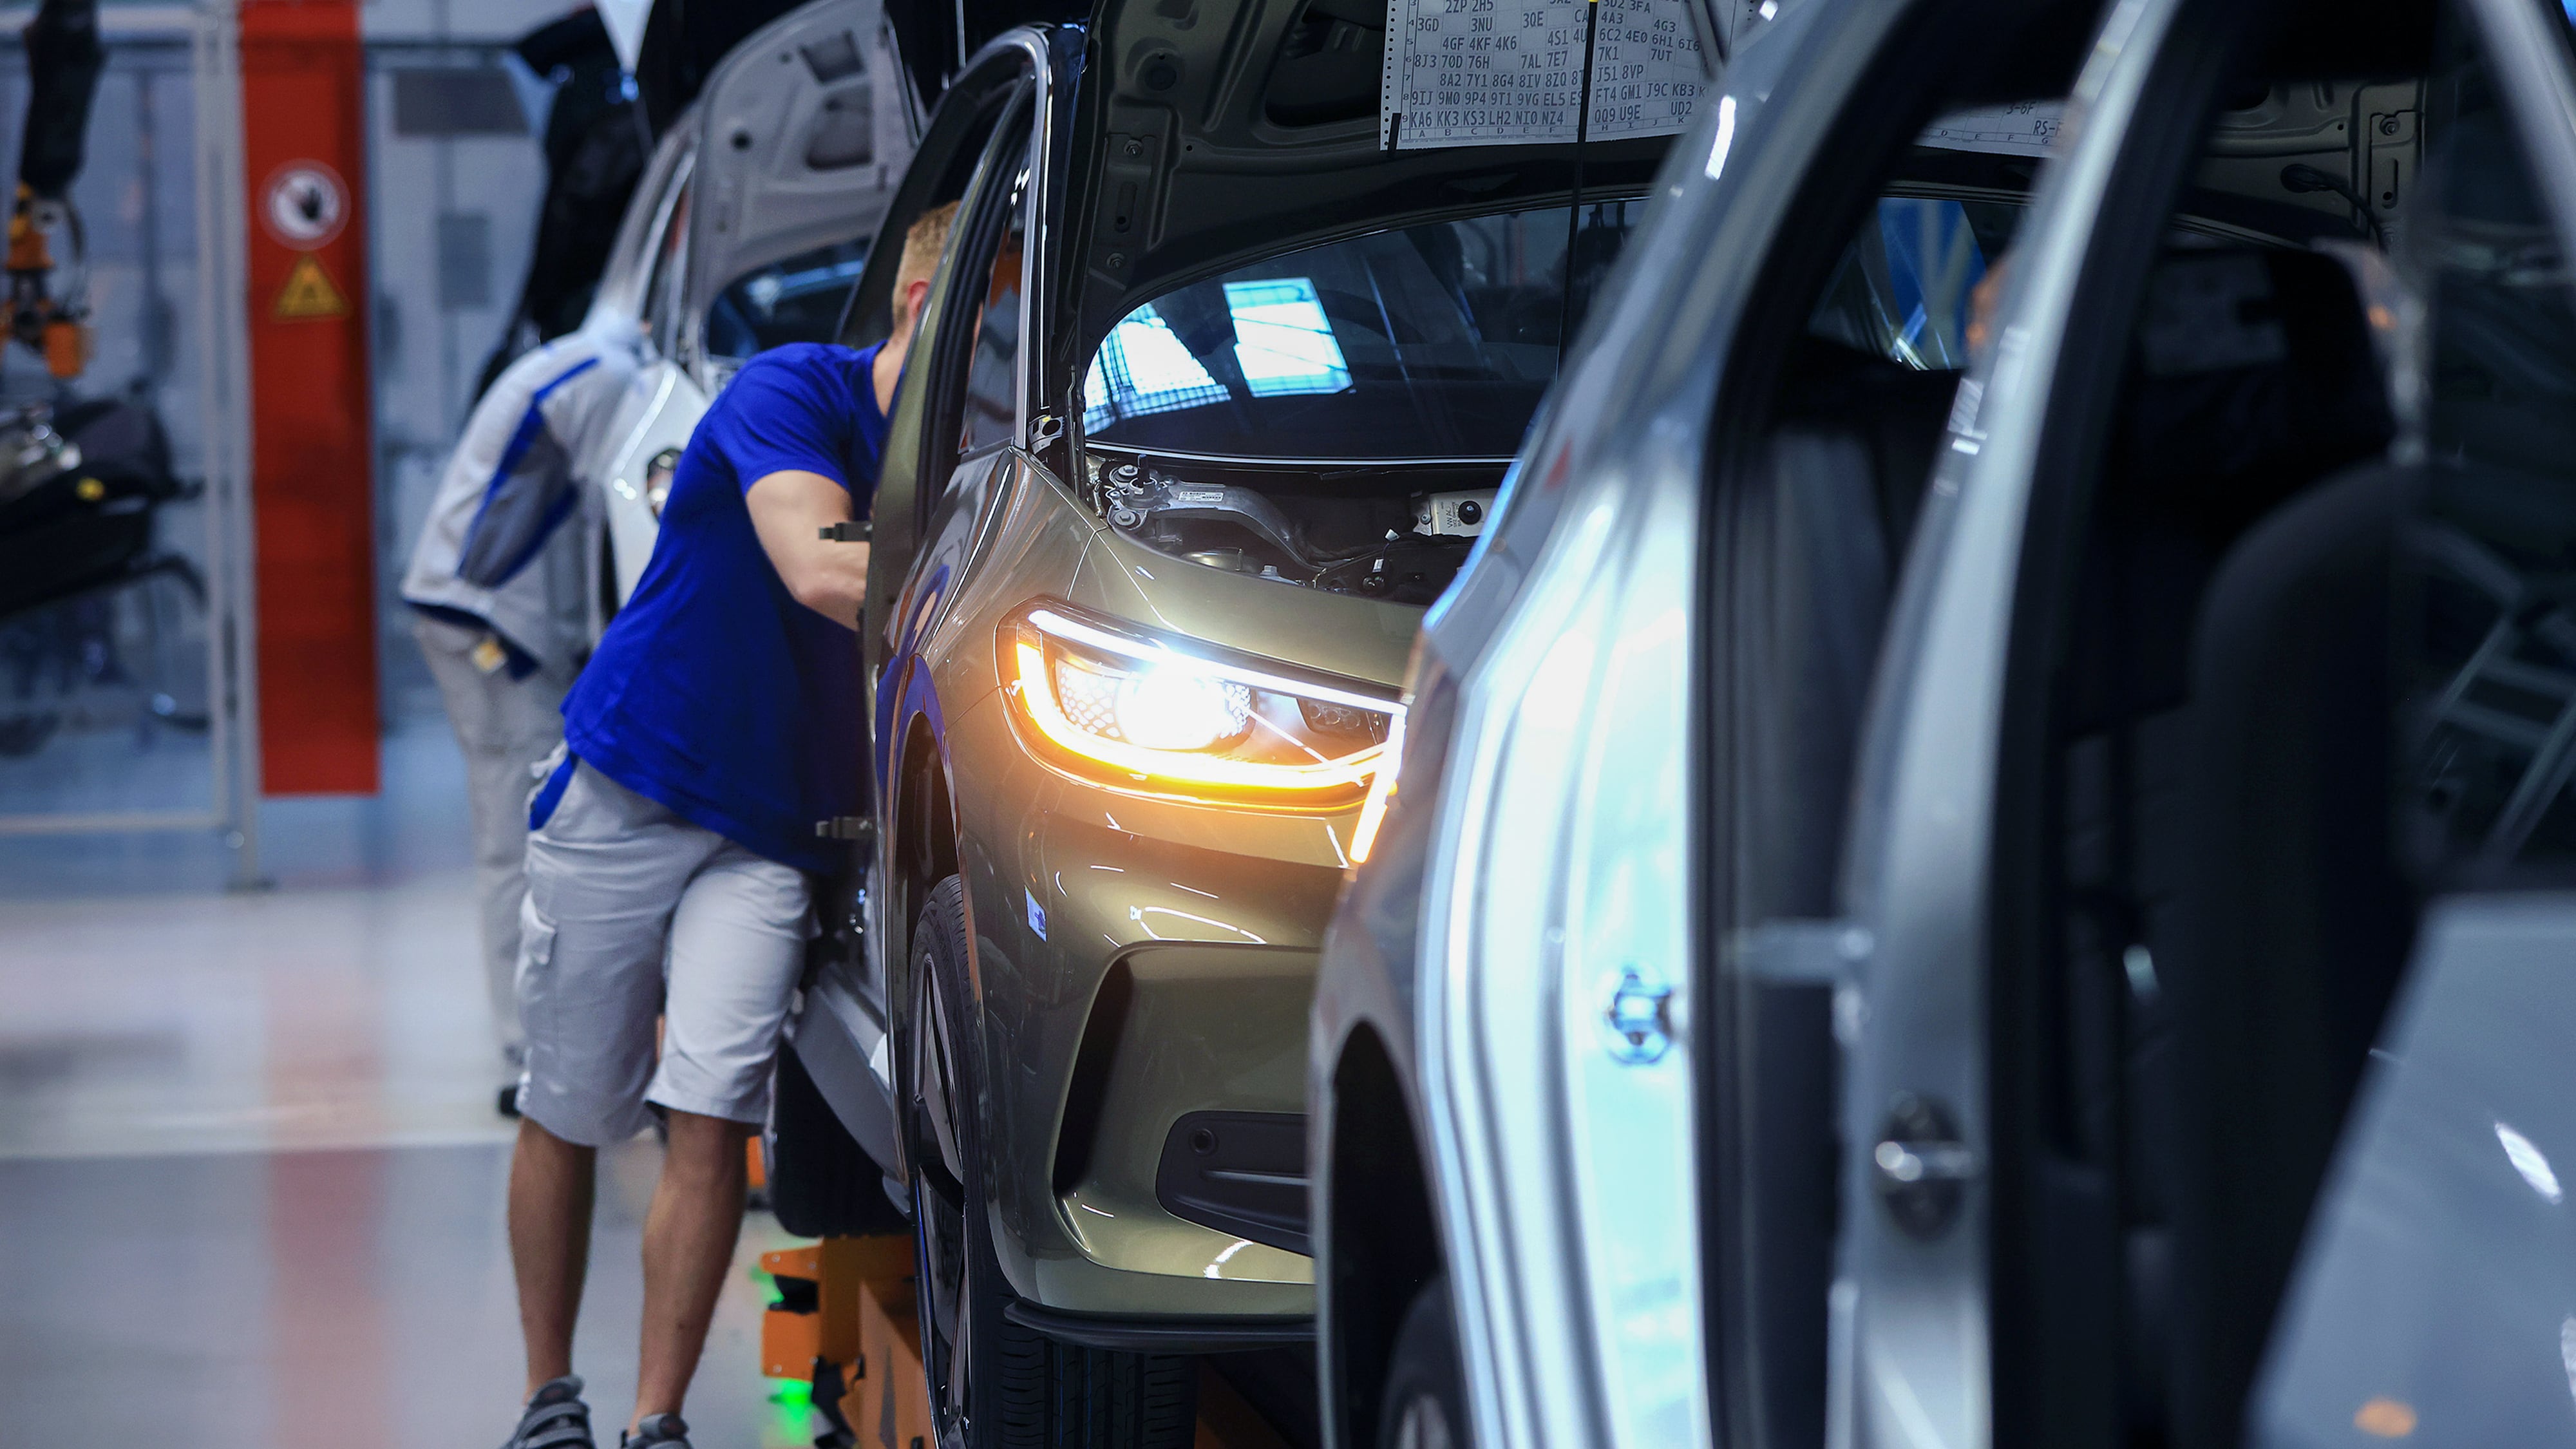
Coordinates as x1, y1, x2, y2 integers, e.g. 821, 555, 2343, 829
744, 469, 871, 629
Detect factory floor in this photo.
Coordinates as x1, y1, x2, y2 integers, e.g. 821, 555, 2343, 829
0, 722, 818, 1447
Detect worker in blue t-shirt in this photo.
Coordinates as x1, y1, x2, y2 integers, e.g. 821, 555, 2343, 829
493, 202, 958, 1449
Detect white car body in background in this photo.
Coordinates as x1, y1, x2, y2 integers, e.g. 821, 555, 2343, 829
576, 0, 919, 619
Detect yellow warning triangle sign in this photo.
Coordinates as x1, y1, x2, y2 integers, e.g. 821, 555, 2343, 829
272, 252, 348, 321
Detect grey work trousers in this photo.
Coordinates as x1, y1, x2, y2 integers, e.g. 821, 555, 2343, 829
412, 612, 575, 1056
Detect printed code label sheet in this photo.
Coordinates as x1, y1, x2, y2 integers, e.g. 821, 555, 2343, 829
1383, 0, 1587, 148
1588, 0, 1703, 140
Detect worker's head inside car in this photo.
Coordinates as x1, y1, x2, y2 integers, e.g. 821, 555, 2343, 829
892, 201, 956, 350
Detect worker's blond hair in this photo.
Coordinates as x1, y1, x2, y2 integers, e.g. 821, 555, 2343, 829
897, 202, 959, 301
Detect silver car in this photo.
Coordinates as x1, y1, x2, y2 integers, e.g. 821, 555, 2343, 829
1315, 0, 2576, 1444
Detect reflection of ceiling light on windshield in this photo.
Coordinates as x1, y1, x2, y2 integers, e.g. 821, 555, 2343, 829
1224, 278, 1350, 397
1083, 305, 1222, 426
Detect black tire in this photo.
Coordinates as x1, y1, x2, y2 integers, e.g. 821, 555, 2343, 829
907, 876, 1197, 1449
1376, 1279, 1468, 1449
769, 1036, 908, 1238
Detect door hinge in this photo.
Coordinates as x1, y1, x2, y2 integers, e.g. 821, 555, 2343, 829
819, 520, 871, 542
1729, 918, 1871, 985
814, 816, 875, 842
1029, 413, 1064, 451
1873, 1092, 1979, 1240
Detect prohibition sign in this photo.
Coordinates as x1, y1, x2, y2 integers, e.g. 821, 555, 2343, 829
261, 162, 349, 250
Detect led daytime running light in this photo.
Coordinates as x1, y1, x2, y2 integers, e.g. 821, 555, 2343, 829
1002, 607, 1399, 802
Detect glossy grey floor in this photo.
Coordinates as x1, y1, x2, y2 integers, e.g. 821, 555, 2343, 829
0, 721, 817, 1448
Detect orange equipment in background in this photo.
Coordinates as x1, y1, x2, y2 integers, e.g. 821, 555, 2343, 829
12, 0, 104, 377
760, 1236, 931, 1449
239, 0, 379, 794
5, 183, 88, 377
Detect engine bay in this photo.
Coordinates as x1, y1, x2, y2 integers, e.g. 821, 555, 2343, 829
1082, 449, 1501, 606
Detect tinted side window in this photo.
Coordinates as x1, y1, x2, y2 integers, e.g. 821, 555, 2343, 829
1808, 197, 2023, 369
959, 147, 1028, 455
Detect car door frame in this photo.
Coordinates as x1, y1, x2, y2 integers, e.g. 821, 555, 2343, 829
858, 33, 1052, 670
1808, 0, 2253, 1444
1816, 0, 2576, 1443
596, 121, 696, 327
766, 31, 1056, 1209
844, 30, 1058, 1180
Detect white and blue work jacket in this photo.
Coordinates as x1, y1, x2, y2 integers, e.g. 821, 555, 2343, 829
401, 317, 641, 677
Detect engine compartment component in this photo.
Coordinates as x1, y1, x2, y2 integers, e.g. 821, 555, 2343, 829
1089, 452, 1497, 605
1414, 489, 1495, 536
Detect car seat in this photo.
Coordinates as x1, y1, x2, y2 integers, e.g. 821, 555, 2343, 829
2163, 462, 2416, 1449
2022, 245, 2401, 1446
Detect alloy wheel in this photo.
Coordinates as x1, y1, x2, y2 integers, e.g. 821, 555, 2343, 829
910, 964, 976, 1449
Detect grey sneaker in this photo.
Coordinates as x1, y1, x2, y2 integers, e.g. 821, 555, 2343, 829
622, 1414, 690, 1447
502, 1376, 595, 1449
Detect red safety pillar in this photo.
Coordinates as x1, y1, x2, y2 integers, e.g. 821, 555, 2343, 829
240, 0, 379, 794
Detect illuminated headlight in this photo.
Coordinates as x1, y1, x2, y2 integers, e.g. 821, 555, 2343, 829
1001, 602, 1399, 806
645, 446, 680, 518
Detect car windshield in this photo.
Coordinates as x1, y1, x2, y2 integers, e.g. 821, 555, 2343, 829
706, 238, 870, 362
1082, 201, 1643, 460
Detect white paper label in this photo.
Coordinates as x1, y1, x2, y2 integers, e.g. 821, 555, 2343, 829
1917, 102, 2067, 158
1383, 0, 1589, 149
1586, 0, 1705, 140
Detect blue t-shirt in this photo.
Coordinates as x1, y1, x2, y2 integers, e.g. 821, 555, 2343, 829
562, 341, 887, 873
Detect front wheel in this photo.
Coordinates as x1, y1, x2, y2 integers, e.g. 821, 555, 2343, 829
905, 875, 1197, 1449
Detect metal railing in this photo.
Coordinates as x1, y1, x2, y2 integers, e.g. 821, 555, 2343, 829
0, 2, 261, 889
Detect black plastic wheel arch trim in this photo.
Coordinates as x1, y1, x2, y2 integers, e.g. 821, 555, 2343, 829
1001, 1300, 1316, 1352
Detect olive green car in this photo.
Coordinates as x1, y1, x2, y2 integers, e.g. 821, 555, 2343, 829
764, 5, 1688, 1443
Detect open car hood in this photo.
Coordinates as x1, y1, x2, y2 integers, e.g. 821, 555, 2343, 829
631, 0, 1090, 125
1051, 0, 1692, 379
679, 0, 916, 328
